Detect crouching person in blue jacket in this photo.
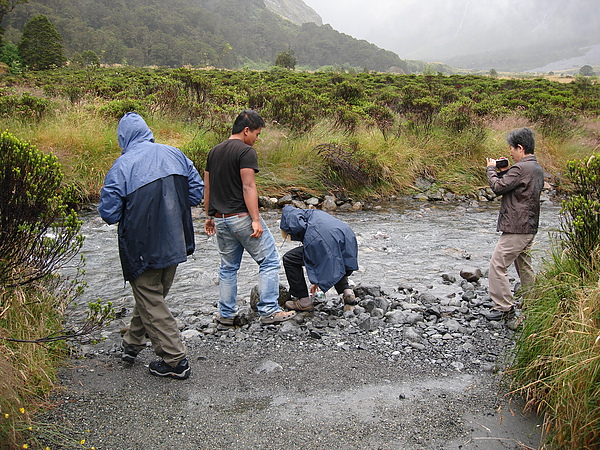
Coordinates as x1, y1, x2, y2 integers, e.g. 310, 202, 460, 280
279, 205, 359, 311
98, 112, 204, 380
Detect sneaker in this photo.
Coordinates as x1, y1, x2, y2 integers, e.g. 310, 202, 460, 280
215, 313, 235, 326
121, 342, 141, 363
260, 310, 297, 324
149, 358, 191, 380
342, 288, 357, 305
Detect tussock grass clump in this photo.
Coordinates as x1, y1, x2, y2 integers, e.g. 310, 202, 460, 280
510, 250, 600, 449
316, 142, 383, 190
0, 283, 67, 448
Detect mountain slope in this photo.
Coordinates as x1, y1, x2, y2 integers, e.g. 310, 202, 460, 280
264, 0, 322, 26
1, 0, 406, 72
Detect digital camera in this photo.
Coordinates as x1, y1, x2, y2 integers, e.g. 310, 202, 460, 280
495, 158, 509, 169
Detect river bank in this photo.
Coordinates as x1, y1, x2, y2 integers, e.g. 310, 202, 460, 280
32, 199, 561, 448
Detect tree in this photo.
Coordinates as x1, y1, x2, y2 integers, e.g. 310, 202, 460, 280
0, 41, 20, 72
71, 49, 100, 68
0, 0, 27, 44
274, 49, 296, 69
579, 64, 596, 77
18, 14, 66, 70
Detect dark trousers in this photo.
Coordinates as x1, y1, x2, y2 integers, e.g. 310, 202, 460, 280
124, 265, 186, 367
282, 246, 352, 298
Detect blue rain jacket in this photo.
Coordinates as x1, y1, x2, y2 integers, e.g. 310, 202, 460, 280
98, 112, 204, 281
280, 205, 358, 292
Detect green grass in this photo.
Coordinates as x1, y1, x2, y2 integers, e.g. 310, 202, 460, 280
4, 108, 597, 203
0, 283, 68, 448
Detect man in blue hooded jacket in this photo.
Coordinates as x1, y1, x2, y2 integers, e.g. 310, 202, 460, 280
98, 112, 204, 380
279, 205, 359, 311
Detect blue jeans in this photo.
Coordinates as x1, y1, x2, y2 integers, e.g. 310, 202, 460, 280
214, 215, 281, 317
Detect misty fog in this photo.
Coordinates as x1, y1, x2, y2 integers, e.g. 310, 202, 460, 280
302, 0, 600, 71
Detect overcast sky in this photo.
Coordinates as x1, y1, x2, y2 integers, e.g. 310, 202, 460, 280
300, 0, 599, 63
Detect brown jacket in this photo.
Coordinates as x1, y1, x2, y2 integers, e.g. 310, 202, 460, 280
486, 155, 544, 234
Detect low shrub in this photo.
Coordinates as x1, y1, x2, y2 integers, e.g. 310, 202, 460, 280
0, 92, 52, 121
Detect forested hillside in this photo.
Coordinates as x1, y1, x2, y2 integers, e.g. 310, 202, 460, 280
1, 0, 408, 72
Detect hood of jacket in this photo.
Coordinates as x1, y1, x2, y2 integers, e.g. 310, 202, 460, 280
118, 112, 155, 154
280, 205, 311, 241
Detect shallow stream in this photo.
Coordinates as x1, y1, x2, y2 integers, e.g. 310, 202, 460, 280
75, 199, 561, 309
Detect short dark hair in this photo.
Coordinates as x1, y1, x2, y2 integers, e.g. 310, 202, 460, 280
232, 110, 265, 134
506, 127, 535, 154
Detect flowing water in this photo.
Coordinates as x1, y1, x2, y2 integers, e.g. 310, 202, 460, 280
75, 199, 561, 309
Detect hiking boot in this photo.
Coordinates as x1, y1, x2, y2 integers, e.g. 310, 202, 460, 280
284, 297, 314, 311
485, 307, 515, 321
260, 310, 296, 324
121, 342, 141, 363
215, 313, 235, 326
342, 288, 357, 305
149, 358, 191, 380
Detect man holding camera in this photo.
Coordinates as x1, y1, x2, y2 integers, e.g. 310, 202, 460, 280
485, 127, 544, 321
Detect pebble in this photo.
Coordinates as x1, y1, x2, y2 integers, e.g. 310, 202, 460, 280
74, 271, 523, 377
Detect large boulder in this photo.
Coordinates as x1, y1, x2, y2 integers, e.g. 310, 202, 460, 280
250, 284, 291, 311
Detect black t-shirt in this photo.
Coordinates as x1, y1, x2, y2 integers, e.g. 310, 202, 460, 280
205, 138, 259, 216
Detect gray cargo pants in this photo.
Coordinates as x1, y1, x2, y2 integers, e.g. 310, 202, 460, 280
123, 265, 186, 366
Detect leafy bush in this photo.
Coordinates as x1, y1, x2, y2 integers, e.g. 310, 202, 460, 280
0, 67, 599, 200
438, 98, 478, 133
70, 50, 101, 69
98, 99, 147, 120
0, 132, 83, 287
558, 154, 600, 275
364, 103, 395, 139
315, 142, 383, 190
0, 42, 22, 74
525, 103, 576, 138
0, 92, 52, 121
180, 133, 217, 171
333, 81, 365, 105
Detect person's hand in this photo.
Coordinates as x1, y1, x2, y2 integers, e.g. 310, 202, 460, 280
250, 219, 263, 238
204, 218, 216, 236
486, 157, 497, 167
309, 284, 318, 295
